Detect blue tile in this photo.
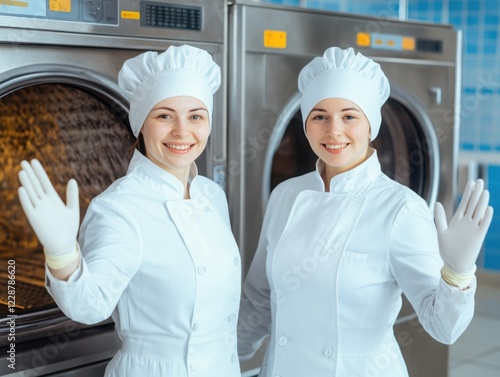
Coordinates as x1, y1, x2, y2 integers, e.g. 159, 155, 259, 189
461, 143, 475, 150
467, 15, 480, 25
485, 0, 500, 10
466, 30, 480, 42
483, 166, 500, 271
466, 44, 479, 54
481, 116, 493, 125
467, 1, 481, 11
448, 0, 463, 12
484, 30, 498, 40
484, 14, 500, 24
485, 239, 500, 250
479, 144, 493, 151
448, 16, 463, 26
484, 255, 500, 270
486, 234, 500, 244
480, 87, 495, 94
432, 1, 442, 12
483, 44, 497, 54
416, 2, 429, 12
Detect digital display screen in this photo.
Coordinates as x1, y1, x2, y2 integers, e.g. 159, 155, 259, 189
416, 39, 443, 53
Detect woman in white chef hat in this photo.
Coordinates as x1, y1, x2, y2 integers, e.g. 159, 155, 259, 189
17, 45, 241, 377
237, 47, 493, 377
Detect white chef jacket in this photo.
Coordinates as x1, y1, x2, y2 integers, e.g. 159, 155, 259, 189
46, 150, 242, 377
238, 150, 475, 377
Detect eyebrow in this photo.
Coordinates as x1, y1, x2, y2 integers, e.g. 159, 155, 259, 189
310, 107, 361, 112
152, 107, 208, 113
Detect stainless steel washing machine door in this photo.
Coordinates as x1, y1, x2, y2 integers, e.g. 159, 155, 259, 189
262, 89, 440, 211
0, 65, 131, 375
0, 66, 134, 344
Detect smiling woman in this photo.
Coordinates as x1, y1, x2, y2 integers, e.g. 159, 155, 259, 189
305, 98, 372, 189
237, 46, 493, 377
16, 45, 242, 377
140, 96, 211, 189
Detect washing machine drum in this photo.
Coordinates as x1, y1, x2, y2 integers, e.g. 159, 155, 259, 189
270, 98, 432, 202
0, 83, 134, 315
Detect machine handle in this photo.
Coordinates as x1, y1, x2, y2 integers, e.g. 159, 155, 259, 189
430, 86, 442, 106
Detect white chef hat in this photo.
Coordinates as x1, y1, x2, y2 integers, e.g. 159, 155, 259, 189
118, 44, 221, 137
298, 47, 390, 141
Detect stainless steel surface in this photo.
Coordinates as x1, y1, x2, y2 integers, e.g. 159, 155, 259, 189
0, 1, 226, 375
0, 0, 224, 42
0, 324, 120, 376
228, 2, 460, 376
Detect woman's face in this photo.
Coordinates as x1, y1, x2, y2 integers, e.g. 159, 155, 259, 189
141, 96, 210, 180
305, 98, 371, 178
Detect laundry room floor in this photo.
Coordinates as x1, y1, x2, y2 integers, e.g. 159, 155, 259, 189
448, 270, 500, 377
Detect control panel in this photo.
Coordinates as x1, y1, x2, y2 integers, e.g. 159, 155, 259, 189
0, 0, 119, 24
0, 0, 203, 31
357, 32, 443, 53
0, 0, 118, 25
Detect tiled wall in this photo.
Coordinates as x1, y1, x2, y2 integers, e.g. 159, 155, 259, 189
262, 0, 500, 270
408, 1, 500, 271
485, 165, 500, 269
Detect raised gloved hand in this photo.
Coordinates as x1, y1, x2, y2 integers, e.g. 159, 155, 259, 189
18, 159, 80, 269
434, 179, 494, 282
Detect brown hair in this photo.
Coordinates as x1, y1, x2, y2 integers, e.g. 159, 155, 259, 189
131, 134, 147, 156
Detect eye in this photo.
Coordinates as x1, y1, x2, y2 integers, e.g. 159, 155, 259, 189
343, 113, 358, 121
312, 114, 326, 121
191, 114, 204, 120
158, 113, 172, 120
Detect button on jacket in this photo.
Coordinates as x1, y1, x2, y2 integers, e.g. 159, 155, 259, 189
46, 150, 241, 377
238, 150, 475, 377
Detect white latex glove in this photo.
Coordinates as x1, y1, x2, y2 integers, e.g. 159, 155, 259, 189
434, 179, 494, 274
18, 159, 80, 267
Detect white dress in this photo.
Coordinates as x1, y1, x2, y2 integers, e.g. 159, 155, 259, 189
238, 150, 475, 377
46, 150, 242, 377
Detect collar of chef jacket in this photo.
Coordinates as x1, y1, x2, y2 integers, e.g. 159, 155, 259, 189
314, 148, 381, 193
127, 149, 199, 200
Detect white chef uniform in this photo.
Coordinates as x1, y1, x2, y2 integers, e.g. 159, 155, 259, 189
46, 150, 242, 377
238, 151, 475, 377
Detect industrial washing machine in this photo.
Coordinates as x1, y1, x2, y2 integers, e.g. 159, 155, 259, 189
228, 2, 460, 376
0, 0, 226, 375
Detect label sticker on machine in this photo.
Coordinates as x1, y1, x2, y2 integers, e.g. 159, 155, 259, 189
359, 32, 416, 51
264, 30, 287, 49
121, 10, 140, 20
49, 0, 71, 13
0, 0, 46, 16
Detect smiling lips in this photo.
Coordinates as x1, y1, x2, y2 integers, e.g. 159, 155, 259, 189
164, 143, 195, 153
324, 143, 348, 152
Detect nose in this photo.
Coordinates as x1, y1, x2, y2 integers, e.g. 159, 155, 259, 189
172, 118, 190, 137
327, 117, 343, 136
